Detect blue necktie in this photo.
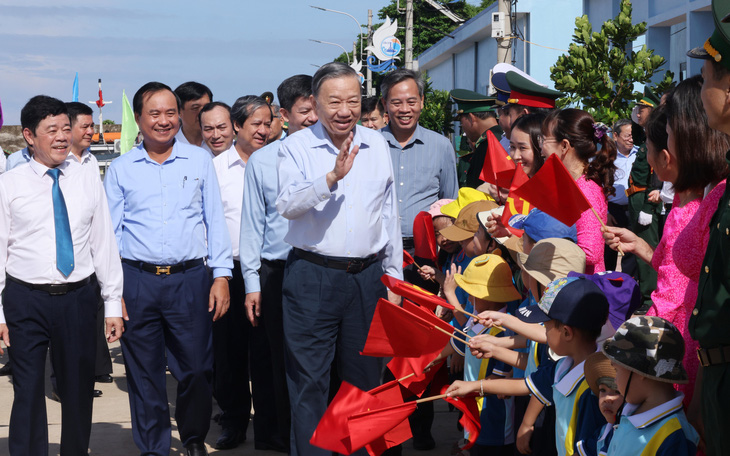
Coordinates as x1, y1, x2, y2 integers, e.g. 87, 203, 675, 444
47, 168, 74, 277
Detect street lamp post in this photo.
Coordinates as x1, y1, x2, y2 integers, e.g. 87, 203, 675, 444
309, 39, 350, 65
310, 5, 363, 63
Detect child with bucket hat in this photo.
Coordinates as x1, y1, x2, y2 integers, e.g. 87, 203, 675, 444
428, 254, 521, 455
447, 277, 609, 456
601, 316, 699, 455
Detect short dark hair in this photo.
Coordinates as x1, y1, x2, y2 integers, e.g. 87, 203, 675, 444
65, 101, 94, 126
470, 110, 497, 120
312, 62, 358, 98
709, 59, 730, 81
276, 74, 312, 111
21, 95, 68, 134
644, 105, 667, 152
665, 75, 730, 192
612, 118, 632, 137
174, 81, 213, 106
230, 95, 271, 129
133, 82, 181, 116
198, 101, 232, 126
361, 96, 384, 116
380, 68, 425, 100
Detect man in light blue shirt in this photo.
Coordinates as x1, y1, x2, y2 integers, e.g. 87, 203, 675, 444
104, 81, 233, 456
6, 146, 32, 170
276, 63, 402, 456
240, 74, 319, 453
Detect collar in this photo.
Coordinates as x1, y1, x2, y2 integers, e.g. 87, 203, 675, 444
622, 392, 685, 429
381, 124, 424, 149
617, 145, 639, 158
225, 144, 246, 168
310, 121, 369, 154
554, 358, 586, 396
67, 148, 91, 164
22, 147, 31, 159
29, 157, 72, 178
132, 140, 188, 164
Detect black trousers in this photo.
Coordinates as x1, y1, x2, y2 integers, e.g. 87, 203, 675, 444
4, 276, 98, 456
258, 258, 290, 448
282, 251, 385, 456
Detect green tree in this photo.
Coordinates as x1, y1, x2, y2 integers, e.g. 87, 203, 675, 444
550, 0, 674, 124
102, 119, 115, 125
420, 76, 454, 136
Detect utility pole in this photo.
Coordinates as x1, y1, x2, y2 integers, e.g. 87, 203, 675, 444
405, 0, 414, 69
367, 9, 374, 96
496, 0, 511, 63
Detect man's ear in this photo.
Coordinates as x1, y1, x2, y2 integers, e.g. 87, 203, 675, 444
280, 108, 290, 125
22, 127, 35, 147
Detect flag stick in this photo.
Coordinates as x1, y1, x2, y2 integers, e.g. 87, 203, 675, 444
433, 325, 470, 345
415, 393, 448, 404
412, 259, 437, 283
450, 306, 506, 332
397, 373, 416, 382
590, 206, 624, 272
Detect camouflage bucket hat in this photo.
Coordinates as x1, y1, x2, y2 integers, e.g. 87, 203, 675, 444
601, 316, 688, 384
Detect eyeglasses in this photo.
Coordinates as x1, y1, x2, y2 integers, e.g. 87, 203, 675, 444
537, 135, 558, 147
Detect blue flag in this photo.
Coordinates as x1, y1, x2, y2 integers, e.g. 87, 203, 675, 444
72, 72, 79, 102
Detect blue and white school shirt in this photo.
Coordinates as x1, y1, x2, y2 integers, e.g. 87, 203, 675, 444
526, 357, 604, 456
605, 393, 698, 456
455, 317, 515, 446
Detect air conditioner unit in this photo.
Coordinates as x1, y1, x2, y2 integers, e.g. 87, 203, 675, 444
492, 12, 505, 38
114, 139, 121, 154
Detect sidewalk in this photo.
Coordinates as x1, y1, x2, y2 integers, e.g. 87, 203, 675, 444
0, 342, 463, 455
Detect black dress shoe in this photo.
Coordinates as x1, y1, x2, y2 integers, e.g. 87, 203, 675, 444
0, 362, 12, 376
95, 374, 113, 383
93, 389, 103, 398
185, 442, 208, 456
215, 428, 244, 450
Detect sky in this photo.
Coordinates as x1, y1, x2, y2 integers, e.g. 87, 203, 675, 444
0, 0, 406, 125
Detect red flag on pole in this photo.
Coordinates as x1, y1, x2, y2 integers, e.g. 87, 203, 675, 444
381, 275, 454, 311
478, 130, 516, 188
348, 402, 418, 453
361, 299, 452, 358
402, 250, 415, 268
440, 385, 481, 450
501, 164, 532, 236
363, 381, 413, 456
412, 211, 438, 265
512, 154, 592, 227
310, 382, 388, 454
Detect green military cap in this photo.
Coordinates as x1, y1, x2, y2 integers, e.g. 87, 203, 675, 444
260, 91, 275, 104
687, 0, 730, 71
505, 71, 564, 109
636, 87, 660, 108
450, 89, 497, 116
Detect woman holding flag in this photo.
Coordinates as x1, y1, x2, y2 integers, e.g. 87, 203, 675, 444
539, 109, 617, 273
604, 76, 730, 406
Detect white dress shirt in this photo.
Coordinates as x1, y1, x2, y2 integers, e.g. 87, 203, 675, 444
0, 149, 6, 174
175, 128, 213, 157
0, 158, 124, 323
276, 122, 403, 279
213, 144, 246, 260
66, 148, 100, 170
610, 145, 638, 205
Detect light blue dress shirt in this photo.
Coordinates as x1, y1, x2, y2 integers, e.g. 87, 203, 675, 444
609, 145, 638, 206
240, 139, 292, 293
104, 141, 233, 278
6, 147, 31, 171
276, 122, 403, 279
380, 124, 459, 237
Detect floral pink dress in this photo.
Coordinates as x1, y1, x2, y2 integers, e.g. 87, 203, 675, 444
646, 194, 701, 404
672, 180, 727, 405
576, 176, 607, 274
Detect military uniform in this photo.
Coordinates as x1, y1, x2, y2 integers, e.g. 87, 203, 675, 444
687, 4, 730, 455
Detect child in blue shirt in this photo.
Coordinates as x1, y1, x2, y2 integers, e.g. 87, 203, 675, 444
576, 352, 623, 456
601, 316, 699, 456
429, 254, 521, 456
447, 276, 609, 456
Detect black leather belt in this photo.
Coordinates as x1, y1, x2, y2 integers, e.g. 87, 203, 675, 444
122, 258, 205, 275
262, 258, 287, 268
293, 248, 377, 274
402, 237, 414, 250
698, 346, 730, 367
8, 274, 94, 296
